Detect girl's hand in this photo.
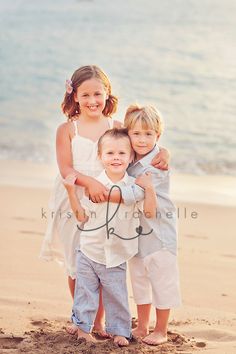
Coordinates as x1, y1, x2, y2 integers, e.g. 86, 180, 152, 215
135, 172, 153, 190
75, 205, 89, 223
151, 148, 170, 170
63, 174, 88, 222
86, 177, 109, 203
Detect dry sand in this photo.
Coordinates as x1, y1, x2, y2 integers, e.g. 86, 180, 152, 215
0, 160, 236, 353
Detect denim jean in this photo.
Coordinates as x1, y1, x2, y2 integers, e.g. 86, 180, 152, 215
72, 250, 131, 338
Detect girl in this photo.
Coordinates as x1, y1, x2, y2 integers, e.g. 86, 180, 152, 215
40, 65, 169, 335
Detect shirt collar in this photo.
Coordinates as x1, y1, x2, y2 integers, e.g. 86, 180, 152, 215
97, 169, 130, 186
131, 145, 160, 168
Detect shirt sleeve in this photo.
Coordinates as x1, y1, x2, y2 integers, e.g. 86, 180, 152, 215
120, 184, 145, 206
136, 200, 144, 212
149, 168, 169, 192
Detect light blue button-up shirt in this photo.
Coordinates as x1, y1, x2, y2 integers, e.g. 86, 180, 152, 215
121, 145, 177, 258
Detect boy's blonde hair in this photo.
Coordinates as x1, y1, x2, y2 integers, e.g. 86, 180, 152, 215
124, 104, 164, 136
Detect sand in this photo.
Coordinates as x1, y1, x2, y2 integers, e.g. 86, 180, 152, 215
0, 160, 236, 353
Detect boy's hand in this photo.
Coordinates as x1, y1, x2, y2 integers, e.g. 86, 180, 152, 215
151, 148, 170, 170
135, 172, 153, 190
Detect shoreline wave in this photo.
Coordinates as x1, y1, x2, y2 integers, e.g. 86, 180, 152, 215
1, 159, 236, 207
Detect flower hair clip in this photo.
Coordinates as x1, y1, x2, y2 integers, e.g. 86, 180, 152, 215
65, 79, 73, 94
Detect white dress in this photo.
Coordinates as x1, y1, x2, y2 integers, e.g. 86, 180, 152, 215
40, 119, 113, 279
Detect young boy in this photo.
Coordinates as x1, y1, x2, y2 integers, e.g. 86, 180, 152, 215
122, 105, 181, 346
63, 128, 157, 346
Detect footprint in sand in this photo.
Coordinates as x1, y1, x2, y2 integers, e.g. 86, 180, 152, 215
31, 319, 51, 328
184, 329, 236, 343
20, 230, 44, 236
221, 254, 236, 259
196, 341, 207, 347
0, 335, 24, 350
12, 216, 36, 222
184, 234, 208, 240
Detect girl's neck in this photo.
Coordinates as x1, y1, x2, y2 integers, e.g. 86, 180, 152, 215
78, 113, 105, 124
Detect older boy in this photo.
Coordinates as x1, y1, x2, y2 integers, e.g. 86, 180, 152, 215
122, 105, 181, 346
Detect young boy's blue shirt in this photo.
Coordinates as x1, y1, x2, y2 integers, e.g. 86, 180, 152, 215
121, 145, 177, 258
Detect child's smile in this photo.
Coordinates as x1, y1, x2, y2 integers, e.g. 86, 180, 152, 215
99, 137, 133, 181
74, 78, 107, 120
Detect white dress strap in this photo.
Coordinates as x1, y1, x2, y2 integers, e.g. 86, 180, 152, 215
73, 120, 78, 136
108, 118, 113, 129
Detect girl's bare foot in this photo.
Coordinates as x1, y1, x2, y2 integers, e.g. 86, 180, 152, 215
77, 327, 97, 342
66, 323, 78, 335
67, 322, 110, 338
93, 327, 111, 338
132, 326, 149, 338
114, 335, 129, 346
93, 318, 111, 338
142, 332, 167, 345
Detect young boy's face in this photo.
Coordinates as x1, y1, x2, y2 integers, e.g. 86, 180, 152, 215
99, 136, 133, 177
128, 120, 158, 159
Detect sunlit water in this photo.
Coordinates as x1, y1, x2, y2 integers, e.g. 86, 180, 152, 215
1, 0, 235, 175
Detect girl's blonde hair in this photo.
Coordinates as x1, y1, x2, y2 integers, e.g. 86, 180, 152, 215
61, 65, 118, 120
124, 104, 164, 136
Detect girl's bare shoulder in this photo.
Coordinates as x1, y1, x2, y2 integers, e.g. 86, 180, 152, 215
57, 121, 75, 139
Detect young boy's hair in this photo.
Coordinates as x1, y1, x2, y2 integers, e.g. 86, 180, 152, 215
97, 127, 131, 155
124, 104, 164, 136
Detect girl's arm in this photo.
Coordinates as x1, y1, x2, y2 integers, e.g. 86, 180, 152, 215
63, 174, 88, 222
56, 122, 76, 178
135, 172, 157, 218
151, 147, 170, 170
56, 122, 108, 202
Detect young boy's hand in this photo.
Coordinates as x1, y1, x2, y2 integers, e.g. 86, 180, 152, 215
135, 172, 153, 190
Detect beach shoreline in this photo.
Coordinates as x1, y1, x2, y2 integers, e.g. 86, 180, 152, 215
1, 158, 236, 206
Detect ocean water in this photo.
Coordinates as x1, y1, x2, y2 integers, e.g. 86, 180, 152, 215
0, 0, 236, 175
